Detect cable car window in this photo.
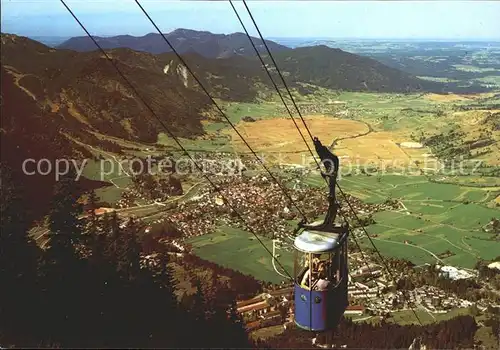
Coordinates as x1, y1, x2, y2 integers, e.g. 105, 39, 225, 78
332, 249, 341, 286
295, 251, 312, 289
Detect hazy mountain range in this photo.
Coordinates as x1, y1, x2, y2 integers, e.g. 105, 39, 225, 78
57, 28, 291, 58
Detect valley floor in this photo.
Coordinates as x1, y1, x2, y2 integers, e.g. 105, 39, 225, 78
72, 90, 500, 272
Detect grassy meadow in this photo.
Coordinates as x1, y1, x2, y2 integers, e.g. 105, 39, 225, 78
187, 225, 294, 284
178, 90, 498, 271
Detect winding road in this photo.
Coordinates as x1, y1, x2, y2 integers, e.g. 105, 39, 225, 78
329, 119, 373, 149
272, 239, 291, 280
372, 237, 444, 264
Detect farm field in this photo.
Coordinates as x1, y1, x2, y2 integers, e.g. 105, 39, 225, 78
303, 173, 499, 267
227, 115, 433, 166
80, 148, 133, 205
198, 91, 500, 171
153, 90, 499, 168
95, 185, 125, 205
228, 116, 367, 164
431, 176, 500, 188
182, 91, 499, 271
157, 133, 234, 153
388, 306, 499, 348
339, 174, 499, 268
187, 225, 293, 284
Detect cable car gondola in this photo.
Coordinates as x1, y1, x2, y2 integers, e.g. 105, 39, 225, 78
293, 137, 349, 332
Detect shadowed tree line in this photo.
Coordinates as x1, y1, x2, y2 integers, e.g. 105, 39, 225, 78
0, 166, 250, 348
258, 315, 479, 349
180, 253, 263, 300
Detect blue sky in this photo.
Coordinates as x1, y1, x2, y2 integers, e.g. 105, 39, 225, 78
1, 0, 499, 39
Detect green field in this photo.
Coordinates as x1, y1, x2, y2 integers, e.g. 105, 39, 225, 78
299, 171, 499, 268
83, 158, 123, 181
388, 307, 472, 325
475, 75, 500, 88
432, 176, 500, 187
417, 76, 460, 83
452, 64, 497, 73
81, 150, 133, 205
157, 133, 234, 153
95, 186, 125, 205
345, 175, 499, 268
187, 226, 293, 283
185, 174, 498, 277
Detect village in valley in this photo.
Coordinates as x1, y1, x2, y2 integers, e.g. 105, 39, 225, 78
85, 159, 500, 335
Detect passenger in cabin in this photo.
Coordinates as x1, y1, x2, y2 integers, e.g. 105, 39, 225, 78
312, 262, 330, 291
314, 273, 330, 291
300, 255, 321, 288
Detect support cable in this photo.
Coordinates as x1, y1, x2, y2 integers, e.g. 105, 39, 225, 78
228, 0, 315, 164
60, 0, 295, 282
239, 0, 424, 326
240, 0, 315, 142
133, 0, 308, 223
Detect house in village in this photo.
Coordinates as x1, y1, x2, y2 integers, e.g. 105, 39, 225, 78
236, 294, 278, 322
344, 305, 365, 316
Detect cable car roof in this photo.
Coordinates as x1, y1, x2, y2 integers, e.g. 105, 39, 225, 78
293, 230, 340, 253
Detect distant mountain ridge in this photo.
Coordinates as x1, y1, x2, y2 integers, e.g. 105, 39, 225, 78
56, 28, 438, 92
58, 28, 291, 58
2, 33, 441, 146
1, 32, 443, 144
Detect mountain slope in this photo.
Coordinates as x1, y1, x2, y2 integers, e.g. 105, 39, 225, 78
0, 33, 443, 170
58, 29, 291, 58
0, 64, 107, 220
2, 34, 441, 151
1, 34, 212, 144
272, 45, 437, 92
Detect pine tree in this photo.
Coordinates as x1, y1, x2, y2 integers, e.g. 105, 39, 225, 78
120, 217, 142, 277
224, 299, 250, 348
45, 169, 83, 263
86, 190, 100, 232
183, 279, 209, 347
40, 170, 86, 346
143, 253, 181, 347
190, 279, 207, 323
86, 190, 106, 266
2, 164, 258, 348
103, 211, 122, 267
0, 164, 41, 346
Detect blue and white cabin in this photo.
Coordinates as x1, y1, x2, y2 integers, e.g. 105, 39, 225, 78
293, 225, 348, 332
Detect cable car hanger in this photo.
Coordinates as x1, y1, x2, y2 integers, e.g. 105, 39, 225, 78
296, 137, 346, 235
